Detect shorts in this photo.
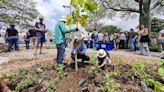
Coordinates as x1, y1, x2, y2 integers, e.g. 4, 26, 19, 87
37, 36, 45, 44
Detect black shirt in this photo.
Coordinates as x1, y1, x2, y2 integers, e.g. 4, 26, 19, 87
29, 29, 36, 37
6, 28, 18, 37
35, 22, 46, 37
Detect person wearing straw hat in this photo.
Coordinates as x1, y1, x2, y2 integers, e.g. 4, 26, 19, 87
71, 31, 90, 63
34, 16, 47, 56
96, 49, 112, 69
54, 16, 76, 64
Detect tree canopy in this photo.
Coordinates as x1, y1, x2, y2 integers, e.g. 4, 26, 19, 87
0, 0, 39, 29
98, 0, 164, 33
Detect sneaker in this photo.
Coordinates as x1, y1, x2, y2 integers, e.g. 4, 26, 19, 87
34, 52, 37, 56
39, 52, 44, 54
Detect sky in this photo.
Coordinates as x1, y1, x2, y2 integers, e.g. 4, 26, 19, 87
35, 0, 163, 31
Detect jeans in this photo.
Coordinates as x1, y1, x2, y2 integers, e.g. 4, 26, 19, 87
130, 38, 135, 51
56, 43, 66, 64
25, 40, 30, 49
71, 53, 90, 62
90, 40, 93, 48
8, 36, 19, 51
119, 40, 125, 49
140, 42, 150, 56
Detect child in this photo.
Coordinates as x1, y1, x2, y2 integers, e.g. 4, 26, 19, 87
96, 49, 112, 69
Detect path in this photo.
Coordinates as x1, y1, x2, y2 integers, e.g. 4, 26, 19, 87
0, 48, 160, 76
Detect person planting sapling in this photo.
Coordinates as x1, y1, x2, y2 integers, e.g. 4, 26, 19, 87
96, 49, 112, 69
54, 16, 77, 64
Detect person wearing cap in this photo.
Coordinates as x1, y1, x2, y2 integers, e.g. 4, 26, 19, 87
34, 16, 47, 56
96, 49, 112, 68
54, 16, 75, 64
71, 31, 90, 63
5, 24, 19, 51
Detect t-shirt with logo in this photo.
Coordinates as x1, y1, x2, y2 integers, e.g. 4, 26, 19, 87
6, 28, 18, 37
35, 22, 46, 37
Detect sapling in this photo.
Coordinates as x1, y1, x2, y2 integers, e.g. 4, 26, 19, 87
89, 55, 99, 77
56, 64, 65, 80
99, 72, 118, 92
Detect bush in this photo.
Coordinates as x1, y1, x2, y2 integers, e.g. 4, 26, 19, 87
149, 42, 158, 52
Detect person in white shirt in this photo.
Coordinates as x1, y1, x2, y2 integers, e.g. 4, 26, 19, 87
98, 32, 104, 42
119, 32, 126, 49
104, 33, 109, 42
158, 30, 164, 52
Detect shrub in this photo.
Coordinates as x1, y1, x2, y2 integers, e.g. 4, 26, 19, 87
16, 78, 33, 90
55, 64, 64, 80
99, 72, 118, 92
149, 42, 158, 52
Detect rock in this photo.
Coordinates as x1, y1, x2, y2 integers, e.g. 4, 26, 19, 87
140, 81, 148, 92
120, 76, 128, 84
68, 88, 73, 92
0, 57, 9, 65
36, 68, 43, 73
79, 79, 86, 87
81, 86, 89, 92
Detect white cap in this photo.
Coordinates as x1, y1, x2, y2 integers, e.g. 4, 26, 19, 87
59, 16, 67, 22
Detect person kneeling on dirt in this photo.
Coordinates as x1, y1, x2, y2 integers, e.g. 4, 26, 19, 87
96, 49, 112, 69
71, 32, 90, 63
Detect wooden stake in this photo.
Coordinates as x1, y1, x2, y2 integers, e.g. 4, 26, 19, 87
75, 49, 78, 72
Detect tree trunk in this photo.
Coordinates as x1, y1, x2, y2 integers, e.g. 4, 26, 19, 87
139, 0, 151, 35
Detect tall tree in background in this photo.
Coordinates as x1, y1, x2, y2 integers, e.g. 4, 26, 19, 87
0, 0, 39, 29
99, 0, 164, 34
151, 17, 164, 32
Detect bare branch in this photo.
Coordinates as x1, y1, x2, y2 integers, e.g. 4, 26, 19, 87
100, 0, 140, 13
151, 0, 164, 10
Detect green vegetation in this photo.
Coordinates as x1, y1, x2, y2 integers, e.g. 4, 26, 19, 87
3, 74, 16, 84
66, 0, 97, 27
100, 25, 121, 34
16, 78, 33, 90
127, 60, 148, 78
89, 55, 99, 77
56, 64, 65, 80
99, 72, 118, 92
44, 44, 56, 49
46, 79, 57, 92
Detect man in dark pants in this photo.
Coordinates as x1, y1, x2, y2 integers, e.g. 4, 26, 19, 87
5, 24, 19, 51
34, 16, 47, 56
54, 16, 75, 64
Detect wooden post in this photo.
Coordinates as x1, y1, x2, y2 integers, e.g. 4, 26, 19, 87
75, 22, 78, 72
75, 49, 78, 71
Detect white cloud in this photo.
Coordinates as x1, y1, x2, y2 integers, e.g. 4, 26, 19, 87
35, 0, 71, 31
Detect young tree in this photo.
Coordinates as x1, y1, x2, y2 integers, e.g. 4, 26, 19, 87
0, 0, 39, 29
99, 0, 164, 34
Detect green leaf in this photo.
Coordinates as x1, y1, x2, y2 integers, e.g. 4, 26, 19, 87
78, 0, 84, 6
66, 14, 71, 25
158, 66, 164, 77
71, 0, 78, 8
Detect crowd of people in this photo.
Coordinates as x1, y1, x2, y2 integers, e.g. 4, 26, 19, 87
81, 24, 152, 56
2, 15, 164, 67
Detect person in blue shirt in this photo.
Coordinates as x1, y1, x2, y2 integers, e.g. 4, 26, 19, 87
71, 32, 90, 63
54, 16, 76, 64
